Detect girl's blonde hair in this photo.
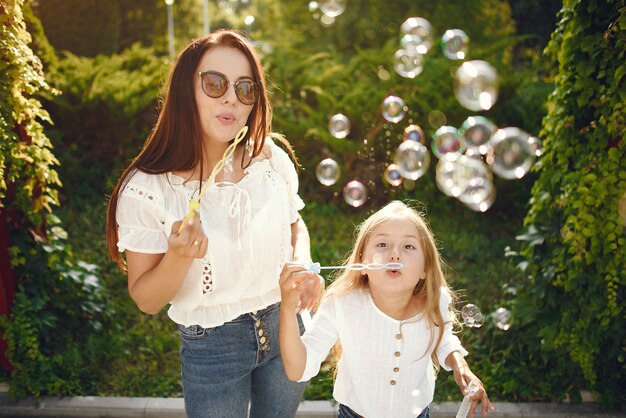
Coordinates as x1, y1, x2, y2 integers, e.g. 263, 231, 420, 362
327, 200, 459, 365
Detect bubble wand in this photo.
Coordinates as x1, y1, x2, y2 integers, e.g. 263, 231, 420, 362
456, 379, 480, 418
177, 126, 248, 234
307, 262, 404, 274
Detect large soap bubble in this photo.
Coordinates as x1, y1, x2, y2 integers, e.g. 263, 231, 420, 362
343, 180, 368, 207
328, 113, 350, 139
382, 95, 406, 123
490, 127, 536, 179
459, 116, 496, 156
454, 60, 499, 111
441, 29, 469, 60
432, 126, 466, 160
315, 158, 341, 186
400, 17, 433, 54
454, 157, 495, 210
394, 141, 430, 180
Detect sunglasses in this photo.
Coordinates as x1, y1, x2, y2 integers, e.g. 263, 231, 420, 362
198, 70, 259, 105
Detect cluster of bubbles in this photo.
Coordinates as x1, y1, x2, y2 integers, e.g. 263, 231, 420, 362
321, 110, 542, 210
316, 15, 543, 211
461, 303, 512, 331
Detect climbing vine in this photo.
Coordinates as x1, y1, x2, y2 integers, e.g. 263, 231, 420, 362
514, 0, 625, 406
0, 0, 108, 398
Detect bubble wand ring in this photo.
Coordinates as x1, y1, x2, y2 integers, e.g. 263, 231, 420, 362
177, 126, 248, 233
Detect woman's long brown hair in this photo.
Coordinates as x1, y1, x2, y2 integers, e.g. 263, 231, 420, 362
106, 29, 296, 270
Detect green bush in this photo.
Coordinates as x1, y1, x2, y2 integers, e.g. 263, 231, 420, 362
41, 44, 168, 200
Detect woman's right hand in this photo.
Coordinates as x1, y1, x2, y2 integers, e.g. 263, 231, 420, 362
169, 211, 208, 258
279, 262, 309, 313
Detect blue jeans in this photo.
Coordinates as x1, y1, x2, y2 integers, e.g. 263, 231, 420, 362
338, 404, 430, 418
179, 302, 306, 418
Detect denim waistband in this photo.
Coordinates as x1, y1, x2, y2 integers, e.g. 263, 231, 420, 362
230, 301, 280, 322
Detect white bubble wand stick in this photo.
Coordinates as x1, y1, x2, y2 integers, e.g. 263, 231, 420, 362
177, 126, 248, 234
456, 379, 480, 418
307, 262, 404, 274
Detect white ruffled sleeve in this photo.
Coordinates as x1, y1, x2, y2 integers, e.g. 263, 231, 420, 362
116, 176, 169, 254
269, 140, 305, 223
436, 288, 468, 370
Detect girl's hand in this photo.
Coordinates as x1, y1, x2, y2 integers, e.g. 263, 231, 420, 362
295, 270, 324, 312
279, 262, 310, 313
453, 365, 494, 417
169, 211, 208, 259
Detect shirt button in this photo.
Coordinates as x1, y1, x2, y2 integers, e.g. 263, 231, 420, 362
262, 344, 269, 350
258, 329, 264, 337
394, 351, 401, 357
260, 336, 266, 344
390, 380, 396, 386
255, 320, 261, 327
393, 367, 400, 372
396, 333, 402, 340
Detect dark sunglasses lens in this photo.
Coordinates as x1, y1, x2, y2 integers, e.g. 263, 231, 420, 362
201, 73, 227, 98
235, 81, 258, 105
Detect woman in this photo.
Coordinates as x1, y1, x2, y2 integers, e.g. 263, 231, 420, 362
106, 29, 321, 418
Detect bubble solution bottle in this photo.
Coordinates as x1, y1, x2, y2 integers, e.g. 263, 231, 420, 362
455, 379, 480, 418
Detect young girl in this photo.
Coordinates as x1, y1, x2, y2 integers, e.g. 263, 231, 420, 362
279, 200, 493, 418
106, 30, 321, 418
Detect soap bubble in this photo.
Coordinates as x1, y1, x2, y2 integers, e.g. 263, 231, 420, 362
454, 60, 499, 111
308, 1, 319, 12
455, 156, 494, 204
315, 158, 340, 186
382, 95, 406, 123
393, 48, 425, 78
343, 180, 368, 207
459, 116, 496, 156
441, 29, 469, 60
403, 124, 425, 144
328, 114, 350, 139
384, 164, 403, 186
432, 126, 466, 160
490, 127, 536, 179
394, 141, 430, 180
319, 0, 346, 17
435, 156, 493, 209
461, 304, 482, 327
492, 307, 512, 330
400, 17, 433, 54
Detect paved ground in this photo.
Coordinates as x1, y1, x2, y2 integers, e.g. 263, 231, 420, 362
0, 394, 624, 418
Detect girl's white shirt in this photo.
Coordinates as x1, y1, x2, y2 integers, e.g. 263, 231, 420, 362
116, 138, 304, 328
299, 287, 467, 418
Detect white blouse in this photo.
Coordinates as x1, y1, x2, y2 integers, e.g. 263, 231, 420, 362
116, 139, 304, 328
300, 288, 468, 418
